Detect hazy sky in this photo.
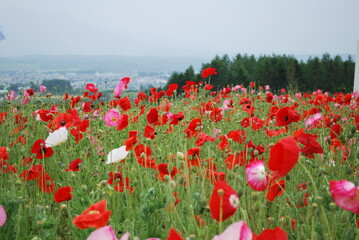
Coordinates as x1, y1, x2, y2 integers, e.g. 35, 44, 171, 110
0, 0, 358, 58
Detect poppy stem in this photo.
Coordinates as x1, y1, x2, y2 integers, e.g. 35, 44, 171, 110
218, 189, 223, 233
298, 159, 333, 240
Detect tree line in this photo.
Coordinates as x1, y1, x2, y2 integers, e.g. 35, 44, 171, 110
165, 53, 355, 93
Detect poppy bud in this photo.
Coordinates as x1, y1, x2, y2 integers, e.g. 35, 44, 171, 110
253, 201, 262, 212
217, 189, 224, 196
60, 204, 67, 211
177, 152, 184, 160
329, 202, 337, 211
267, 217, 275, 224
81, 185, 88, 191
168, 180, 176, 189
99, 180, 107, 187
340, 211, 350, 222
187, 234, 196, 240
237, 190, 244, 198
251, 192, 260, 201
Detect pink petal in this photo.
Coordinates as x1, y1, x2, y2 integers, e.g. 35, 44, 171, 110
0, 205, 7, 227
330, 180, 359, 214
87, 226, 118, 240
213, 221, 253, 240
245, 161, 268, 191
119, 232, 130, 240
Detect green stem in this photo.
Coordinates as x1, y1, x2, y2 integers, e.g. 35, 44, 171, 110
298, 159, 332, 240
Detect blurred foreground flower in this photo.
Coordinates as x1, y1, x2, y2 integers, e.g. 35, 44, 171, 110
87, 225, 117, 240
330, 180, 359, 214
0, 205, 6, 227
213, 220, 252, 240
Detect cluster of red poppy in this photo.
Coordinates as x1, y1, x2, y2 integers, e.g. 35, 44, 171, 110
1, 67, 359, 239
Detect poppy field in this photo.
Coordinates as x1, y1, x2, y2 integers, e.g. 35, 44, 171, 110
0, 70, 359, 240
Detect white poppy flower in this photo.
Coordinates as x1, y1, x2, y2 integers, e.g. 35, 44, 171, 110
45, 127, 68, 147
106, 146, 129, 164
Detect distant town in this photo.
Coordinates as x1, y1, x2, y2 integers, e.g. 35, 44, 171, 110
0, 54, 207, 94
0, 70, 170, 93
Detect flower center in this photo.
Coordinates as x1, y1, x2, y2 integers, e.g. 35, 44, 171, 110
88, 210, 100, 215
229, 194, 240, 209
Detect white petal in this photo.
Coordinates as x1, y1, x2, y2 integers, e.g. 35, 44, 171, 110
45, 127, 68, 147
106, 146, 129, 164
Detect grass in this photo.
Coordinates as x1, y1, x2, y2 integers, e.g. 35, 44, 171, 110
0, 84, 358, 240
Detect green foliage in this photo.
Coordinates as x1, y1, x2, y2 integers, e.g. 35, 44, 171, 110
41, 79, 73, 94
166, 53, 355, 93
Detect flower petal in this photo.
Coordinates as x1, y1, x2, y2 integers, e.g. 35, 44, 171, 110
45, 127, 68, 147
106, 146, 129, 164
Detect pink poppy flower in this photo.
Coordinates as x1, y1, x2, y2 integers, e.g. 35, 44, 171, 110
0, 205, 6, 227
114, 77, 131, 98
104, 109, 121, 127
40, 85, 47, 93
5, 90, 15, 101
213, 221, 253, 240
245, 161, 268, 191
329, 180, 359, 214
87, 225, 117, 240
305, 113, 322, 130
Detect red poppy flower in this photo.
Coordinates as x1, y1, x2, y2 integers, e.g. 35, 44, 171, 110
195, 132, 215, 147
156, 163, 181, 181
73, 199, 111, 229
144, 124, 156, 139
268, 137, 300, 179
38, 172, 55, 193
185, 147, 201, 168
0, 112, 7, 124
166, 84, 178, 97
227, 129, 246, 144
119, 97, 132, 111
266, 180, 286, 202
19, 164, 43, 181
275, 106, 300, 126
183, 118, 202, 138
22, 156, 33, 166
70, 128, 83, 144
48, 112, 78, 130
201, 67, 217, 78
107, 172, 134, 193
65, 158, 83, 172
296, 133, 323, 154
31, 139, 54, 159
330, 123, 342, 139
166, 228, 183, 240
54, 186, 72, 203
82, 102, 92, 113
204, 84, 214, 91
116, 114, 129, 131
210, 180, 239, 222
134, 144, 156, 169
0, 147, 9, 163
85, 83, 98, 93
26, 88, 36, 96
254, 227, 288, 240
147, 108, 159, 125
124, 131, 140, 151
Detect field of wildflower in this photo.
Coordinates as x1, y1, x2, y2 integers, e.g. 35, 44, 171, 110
0, 69, 359, 240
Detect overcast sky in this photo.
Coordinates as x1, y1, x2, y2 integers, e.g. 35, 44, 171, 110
0, 0, 358, 58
